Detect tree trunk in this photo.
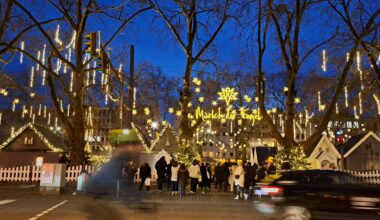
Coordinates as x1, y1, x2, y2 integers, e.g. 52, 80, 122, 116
179, 57, 193, 145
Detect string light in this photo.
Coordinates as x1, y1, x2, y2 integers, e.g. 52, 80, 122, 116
376, 53, 380, 65
19, 41, 24, 63
346, 52, 349, 62
38, 104, 41, 116
92, 62, 96, 84
353, 106, 359, 119
55, 117, 58, 129
36, 50, 40, 71
359, 92, 363, 115
335, 103, 339, 114
105, 85, 109, 105
41, 44, 46, 86
12, 99, 19, 112
11, 127, 14, 136
29, 66, 35, 88
55, 58, 62, 74
321, 49, 327, 72
67, 104, 70, 116
356, 51, 364, 90
60, 100, 63, 112
29, 106, 33, 118
54, 24, 63, 45
48, 112, 51, 124
42, 70, 46, 86
43, 105, 47, 118
65, 31, 76, 49
0, 112, 2, 126
22, 105, 26, 118
373, 94, 380, 115
318, 91, 325, 111
32, 114, 35, 123
69, 70, 74, 92
345, 86, 349, 108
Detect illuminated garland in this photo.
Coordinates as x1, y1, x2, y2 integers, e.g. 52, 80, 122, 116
0, 123, 64, 152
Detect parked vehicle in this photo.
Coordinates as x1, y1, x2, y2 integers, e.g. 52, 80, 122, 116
254, 170, 380, 220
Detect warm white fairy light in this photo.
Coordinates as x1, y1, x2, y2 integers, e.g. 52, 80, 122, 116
19, 41, 24, 63
38, 104, 41, 116
63, 54, 68, 73
43, 105, 47, 118
133, 87, 137, 112
11, 127, 14, 136
353, 106, 359, 119
86, 68, 90, 86
335, 103, 339, 114
12, 99, 19, 112
118, 64, 122, 73
68, 48, 72, 62
32, 114, 35, 123
373, 94, 380, 115
376, 54, 380, 65
60, 100, 63, 112
36, 50, 41, 71
318, 91, 325, 111
41, 44, 47, 85
92, 62, 96, 84
29, 66, 35, 88
69, 70, 74, 92
55, 58, 62, 74
105, 85, 109, 105
55, 117, 58, 129
22, 105, 25, 118
29, 106, 33, 118
66, 31, 76, 49
346, 52, 349, 62
42, 70, 46, 86
359, 92, 363, 115
0, 112, 2, 126
321, 50, 327, 72
48, 112, 51, 124
67, 104, 70, 116
356, 51, 364, 90
88, 106, 93, 127
54, 24, 63, 45
345, 86, 349, 108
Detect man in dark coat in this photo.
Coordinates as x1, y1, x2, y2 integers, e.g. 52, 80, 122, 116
139, 162, 151, 191
222, 159, 230, 192
166, 159, 173, 191
214, 162, 224, 191
155, 156, 167, 191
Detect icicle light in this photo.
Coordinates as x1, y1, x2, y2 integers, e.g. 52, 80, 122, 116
376, 54, 380, 65
66, 31, 76, 49
19, 41, 24, 63
55, 24, 63, 45
55, 117, 58, 129
354, 106, 359, 119
346, 52, 349, 62
105, 85, 109, 105
321, 50, 327, 72
36, 50, 41, 70
359, 92, 363, 115
29, 66, 35, 88
32, 114, 35, 124
60, 100, 63, 112
22, 105, 25, 118
318, 91, 325, 111
67, 104, 70, 117
335, 103, 339, 114
92, 62, 96, 84
345, 86, 349, 108
48, 112, 51, 124
43, 105, 47, 118
29, 106, 33, 118
11, 127, 14, 136
69, 70, 74, 92
0, 112, 2, 126
373, 94, 380, 115
38, 104, 41, 116
63, 54, 67, 73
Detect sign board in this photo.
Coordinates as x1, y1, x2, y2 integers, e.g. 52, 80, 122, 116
40, 163, 55, 184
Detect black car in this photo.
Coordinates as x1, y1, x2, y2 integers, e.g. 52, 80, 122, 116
254, 170, 380, 220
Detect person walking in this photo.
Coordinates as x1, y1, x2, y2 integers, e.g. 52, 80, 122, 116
124, 161, 137, 184
166, 159, 173, 191
188, 159, 200, 193
200, 162, 211, 193
229, 162, 237, 192
234, 161, 244, 200
155, 156, 167, 192
178, 163, 189, 197
243, 162, 254, 200
222, 160, 230, 192
139, 162, 151, 191
215, 162, 224, 192
170, 161, 180, 195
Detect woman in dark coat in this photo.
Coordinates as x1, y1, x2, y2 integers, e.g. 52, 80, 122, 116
155, 156, 167, 191
177, 163, 189, 197
139, 162, 151, 191
215, 162, 224, 191
200, 162, 210, 193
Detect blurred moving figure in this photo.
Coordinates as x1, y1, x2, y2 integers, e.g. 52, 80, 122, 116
139, 162, 151, 191
124, 161, 137, 184
155, 156, 167, 192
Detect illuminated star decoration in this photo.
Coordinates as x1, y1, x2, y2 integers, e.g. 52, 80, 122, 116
244, 95, 251, 103
295, 97, 301, 104
195, 87, 201, 93
198, 97, 204, 103
144, 107, 150, 115
212, 101, 217, 106
168, 108, 174, 113
151, 121, 159, 129
176, 110, 182, 116
217, 87, 238, 106
192, 77, 202, 86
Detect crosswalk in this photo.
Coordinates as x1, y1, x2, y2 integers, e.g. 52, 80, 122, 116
0, 199, 16, 206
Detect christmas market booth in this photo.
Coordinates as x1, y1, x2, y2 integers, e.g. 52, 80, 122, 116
0, 123, 69, 168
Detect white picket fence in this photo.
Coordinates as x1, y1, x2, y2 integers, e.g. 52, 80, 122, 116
0, 165, 98, 182
345, 170, 380, 184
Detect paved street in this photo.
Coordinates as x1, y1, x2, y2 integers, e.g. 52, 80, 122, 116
0, 183, 268, 220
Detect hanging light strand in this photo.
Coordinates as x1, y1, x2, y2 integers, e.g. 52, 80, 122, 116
19, 41, 24, 64
321, 50, 327, 72
29, 66, 35, 88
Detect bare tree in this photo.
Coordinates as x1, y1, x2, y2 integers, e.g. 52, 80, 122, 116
6, 0, 151, 165
146, 0, 235, 145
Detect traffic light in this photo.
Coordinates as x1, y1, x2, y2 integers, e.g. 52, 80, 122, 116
84, 32, 96, 56
96, 51, 107, 73
335, 129, 345, 145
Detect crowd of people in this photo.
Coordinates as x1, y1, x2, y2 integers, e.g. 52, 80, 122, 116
123, 157, 277, 200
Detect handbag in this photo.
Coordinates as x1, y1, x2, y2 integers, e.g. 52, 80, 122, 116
144, 177, 151, 186
235, 175, 240, 179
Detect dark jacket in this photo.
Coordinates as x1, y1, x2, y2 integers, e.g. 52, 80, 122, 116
177, 167, 189, 186
155, 157, 167, 176
140, 164, 151, 179
222, 162, 230, 179
215, 165, 224, 183
244, 165, 255, 188
200, 164, 210, 186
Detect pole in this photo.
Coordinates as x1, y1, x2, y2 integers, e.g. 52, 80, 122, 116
126, 45, 134, 129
